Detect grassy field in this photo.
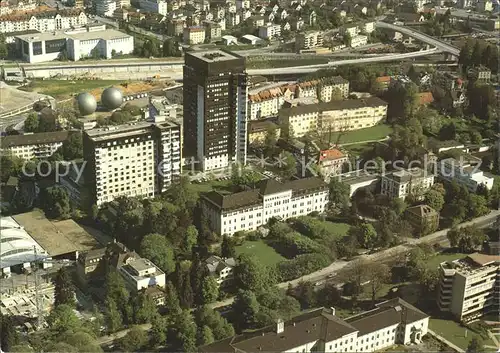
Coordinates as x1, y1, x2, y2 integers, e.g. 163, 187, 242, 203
331, 124, 393, 145
235, 240, 285, 267
429, 319, 496, 350
425, 252, 469, 271
323, 222, 351, 238
246, 57, 329, 69
189, 179, 233, 194
344, 142, 377, 156
24, 79, 126, 98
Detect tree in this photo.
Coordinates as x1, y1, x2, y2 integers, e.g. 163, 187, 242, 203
459, 40, 472, 71
234, 253, 275, 292
180, 270, 194, 308
60, 132, 83, 160
40, 186, 71, 219
263, 124, 278, 154
232, 290, 260, 331
0, 313, 18, 352
293, 281, 316, 309
467, 194, 489, 218
341, 259, 368, 303
466, 336, 484, 353
24, 112, 39, 132
162, 38, 181, 57
139, 233, 175, 275
117, 326, 148, 352
277, 151, 297, 180
197, 325, 215, 346
328, 178, 350, 211
47, 304, 81, 334
469, 130, 482, 145
348, 223, 377, 249
104, 298, 123, 333
447, 225, 487, 253
171, 311, 197, 352
343, 32, 352, 46
389, 118, 426, 160
330, 87, 343, 101
369, 263, 390, 305
0, 41, 7, 59
132, 292, 157, 324
201, 276, 219, 304
471, 41, 482, 67
54, 267, 75, 307
221, 235, 236, 259
0, 155, 21, 183
150, 315, 167, 348
424, 189, 445, 212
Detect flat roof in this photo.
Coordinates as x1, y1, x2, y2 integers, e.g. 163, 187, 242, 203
188, 50, 241, 63
85, 122, 153, 141
16, 29, 130, 42
1, 131, 70, 148
12, 209, 101, 257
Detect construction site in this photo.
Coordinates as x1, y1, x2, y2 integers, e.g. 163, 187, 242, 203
0, 210, 104, 329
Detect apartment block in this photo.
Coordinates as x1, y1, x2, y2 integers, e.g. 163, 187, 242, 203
95, 0, 117, 17
183, 26, 206, 44
350, 34, 368, 48
340, 23, 359, 37
438, 158, 494, 192
381, 168, 434, 200
318, 148, 349, 181
278, 97, 387, 138
183, 50, 247, 171
295, 31, 323, 51
201, 177, 329, 236
201, 298, 429, 353
0, 131, 69, 160
437, 253, 499, 322
248, 85, 287, 120
0, 8, 88, 33
258, 22, 281, 39
247, 119, 280, 145
83, 121, 181, 207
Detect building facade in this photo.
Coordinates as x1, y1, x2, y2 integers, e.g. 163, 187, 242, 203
405, 204, 439, 236
437, 253, 499, 322
247, 119, 280, 145
16, 26, 134, 63
183, 50, 247, 171
381, 168, 434, 200
0, 131, 69, 160
201, 177, 329, 236
318, 148, 349, 181
350, 34, 368, 47
138, 0, 168, 15
201, 298, 429, 353
183, 26, 206, 44
438, 158, 494, 192
95, 0, 117, 17
295, 31, 324, 51
0, 9, 87, 33
83, 122, 181, 207
258, 22, 281, 39
206, 255, 235, 287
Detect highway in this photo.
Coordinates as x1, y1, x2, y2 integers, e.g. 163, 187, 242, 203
375, 21, 460, 56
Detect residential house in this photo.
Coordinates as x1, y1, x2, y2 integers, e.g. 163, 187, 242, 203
318, 148, 349, 181
0, 131, 70, 160
258, 22, 281, 39
183, 25, 206, 44
405, 204, 439, 236
438, 157, 494, 192
0, 8, 88, 33
247, 119, 281, 145
249, 15, 265, 27
206, 256, 236, 286
340, 23, 359, 37
295, 31, 324, 51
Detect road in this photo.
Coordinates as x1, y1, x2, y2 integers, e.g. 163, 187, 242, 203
209, 209, 500, 310
375, 21, 460, 56
0, 115, 26, 133
97, 323, 152, 346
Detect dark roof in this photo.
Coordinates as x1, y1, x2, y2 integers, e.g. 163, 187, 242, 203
346, 298, 429, 336
405, 204, 437, 219
1, 131, 70, 148
248, 119, 278, 134
202, 177, 327, 211
279, 97, 387, 118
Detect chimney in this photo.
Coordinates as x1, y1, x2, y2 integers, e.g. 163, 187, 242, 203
276, 318, 284, 334
330, 307, 336, 316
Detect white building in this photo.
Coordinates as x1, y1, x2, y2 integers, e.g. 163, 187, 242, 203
476, 0, 493, 12
0, 9, 87, 33
83, 121, 181, 207
318, 148, 349, 181
138, 0, 168, 15
381, 168, 434, 200
118, 256, 166, 292
437, 253, 499, 322
350, 34, 368, 48
362, 21, 375, 34
438, 158, 494, 192
0, 131, 69, 160
295, 31, 323, 51
0, 216, 51, 278
206, 256, 235, 287
258, 22, 281, 39
248, 85, 286, 120
200, 298, 430, 353
16, 26, 134, 63
340, 24, 359, 37
201, 177, 329, 236
95, 0, 117, 17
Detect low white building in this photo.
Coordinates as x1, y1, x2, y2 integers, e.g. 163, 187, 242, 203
350, 34, 368, 47
0, 131, 69, 159
362, 21, 375, 34
258, 22, 281, 39
183, 26, 206, 44
438, 158, 494, 192
201, 177, 329, 236
381, 168, 434, 200
138, 0, 168, 15
200, 298, 429, 353
16, 26, 134, 63
118, 256, 166, 292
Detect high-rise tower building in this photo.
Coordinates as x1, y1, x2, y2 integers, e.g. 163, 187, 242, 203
183, 50, 248, 172
83, 121, 181, 207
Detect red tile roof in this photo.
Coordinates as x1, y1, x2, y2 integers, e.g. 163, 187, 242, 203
376, 76, 391, 83
418, 92, 434, 105
319, 148, 345, 161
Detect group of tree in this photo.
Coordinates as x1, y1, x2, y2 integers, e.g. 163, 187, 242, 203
39, 186, 72, 219
442, 180, 490, 226
135, 38, 182, 58
447, 224, 487, 253
24, 111, 58, 133
459, 39, 499, 73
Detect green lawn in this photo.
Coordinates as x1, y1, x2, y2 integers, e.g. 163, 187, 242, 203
246, 57, 329, 69
425, 252, 469, 271
23, 79, 126, 98
190, 179, 234, 195
331, 124, 393, 145
235, 240, 285, 267
429, 319, 496, 350
344, 142, 377, 156
323, 222, 351, 238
